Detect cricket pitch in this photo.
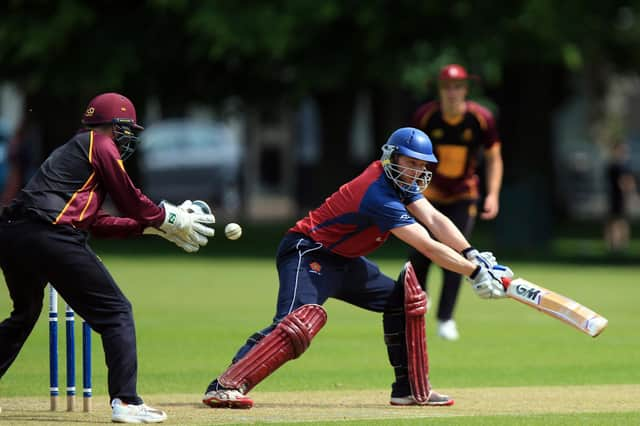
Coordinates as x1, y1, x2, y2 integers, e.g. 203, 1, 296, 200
1, 384, 638, 424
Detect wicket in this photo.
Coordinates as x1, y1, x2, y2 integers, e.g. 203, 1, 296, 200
48, 285, 92, 412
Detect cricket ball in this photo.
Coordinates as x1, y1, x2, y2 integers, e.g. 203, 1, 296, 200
224, 223, 242, 240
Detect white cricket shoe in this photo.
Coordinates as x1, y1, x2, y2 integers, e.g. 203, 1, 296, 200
437, 319, 459, 341
390, 391, 454, 406
203, 389, 254, 409
111, 398, 167, 423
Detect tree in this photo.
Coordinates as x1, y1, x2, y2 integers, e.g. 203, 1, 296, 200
2, 1, 640, 238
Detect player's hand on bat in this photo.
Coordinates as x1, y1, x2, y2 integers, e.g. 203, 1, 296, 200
468, 264, 513, 299
462, 247, 497, 268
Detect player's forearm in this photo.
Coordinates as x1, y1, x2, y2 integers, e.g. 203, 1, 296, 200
392, 223, 475, 276
420, 240, 477, 276
89, 213, 145, 238
406, 198, 470, 251
485, 151, 503, 197
620, 174, 636, 193
425, 209, 470, 252
93, 145, 165, 227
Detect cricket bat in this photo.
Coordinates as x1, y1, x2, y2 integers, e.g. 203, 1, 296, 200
501, 277, 608, 337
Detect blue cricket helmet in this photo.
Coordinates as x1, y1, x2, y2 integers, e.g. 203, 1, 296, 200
380, 127, 437, 195
384, 127, 438, 163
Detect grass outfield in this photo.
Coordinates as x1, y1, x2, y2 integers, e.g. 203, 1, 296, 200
0, 238, 639, 424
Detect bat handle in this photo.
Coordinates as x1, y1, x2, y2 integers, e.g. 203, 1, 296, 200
501, 277, 512, 290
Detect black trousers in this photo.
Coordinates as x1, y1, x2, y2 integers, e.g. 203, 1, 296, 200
0, 214, 143, 404
407, 199, 476, 321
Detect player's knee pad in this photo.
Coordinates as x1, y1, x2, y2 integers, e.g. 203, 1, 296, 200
219, 304, 327, 393
402, 261, 431, 403
398, 262, 427, 316
278, 310, 316, 357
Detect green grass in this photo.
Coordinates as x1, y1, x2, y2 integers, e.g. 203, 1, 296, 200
0, 239, 639, 424
276, 412, 640, 426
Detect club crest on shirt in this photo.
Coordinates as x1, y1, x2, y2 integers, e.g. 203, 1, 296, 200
462, 128, 473, 142
309, 261, 322, 274
431, 128, 444, 139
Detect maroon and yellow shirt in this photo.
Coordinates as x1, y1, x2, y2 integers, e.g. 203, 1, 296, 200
15, 130, 164, 238
412, 100, 500, 203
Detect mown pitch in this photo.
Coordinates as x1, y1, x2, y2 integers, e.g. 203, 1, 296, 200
2, 384, 640, 425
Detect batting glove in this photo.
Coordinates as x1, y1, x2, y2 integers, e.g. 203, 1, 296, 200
462, 247, 497, 269
468, 264, 513, 299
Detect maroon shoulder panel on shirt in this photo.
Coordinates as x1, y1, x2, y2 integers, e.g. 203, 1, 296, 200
465, 101, 500, 149
411, 101, 440, 129
89, 132, 164, 228
17, 130, 163, 237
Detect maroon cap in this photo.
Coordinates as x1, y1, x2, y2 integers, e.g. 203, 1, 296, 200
81, 92, 143, 130
438, 64, 478, 81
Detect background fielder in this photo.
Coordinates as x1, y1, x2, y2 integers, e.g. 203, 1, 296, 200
407, 64, 504, 340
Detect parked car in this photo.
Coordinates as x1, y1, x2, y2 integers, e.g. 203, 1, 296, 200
139, 118, 243, 213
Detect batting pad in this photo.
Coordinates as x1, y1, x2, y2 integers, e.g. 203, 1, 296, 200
403, 261, 431, 403
219, 304, 327, 393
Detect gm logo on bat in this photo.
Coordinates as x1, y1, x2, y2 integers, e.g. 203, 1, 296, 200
514, 284, 542, 304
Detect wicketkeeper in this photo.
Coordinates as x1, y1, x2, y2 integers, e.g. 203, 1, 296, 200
0, 93, 215, 423
203, 127, 512, 408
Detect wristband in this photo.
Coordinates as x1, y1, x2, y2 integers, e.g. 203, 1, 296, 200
469, 265, 481, 279
461, 246, 476, 257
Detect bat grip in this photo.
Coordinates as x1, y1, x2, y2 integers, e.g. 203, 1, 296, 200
501, 277, 512, 290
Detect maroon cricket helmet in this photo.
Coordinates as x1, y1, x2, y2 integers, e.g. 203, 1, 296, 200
81, 92, 144, 130
438, 64, 479, 82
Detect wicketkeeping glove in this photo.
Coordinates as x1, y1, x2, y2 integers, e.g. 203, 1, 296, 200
143, 227, 200, 253
177, 200, 216, 245
462, 247, 497, 269
159, 201, 215, 246
467, 264, 514, 299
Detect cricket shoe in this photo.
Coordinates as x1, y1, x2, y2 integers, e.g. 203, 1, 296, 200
437, 319, 459, 341
390, 391, 454, 406
111, 398, 167, 423
203, 389, 253, 409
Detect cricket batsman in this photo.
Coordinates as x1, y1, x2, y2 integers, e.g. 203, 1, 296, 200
203, 127, 512, 408
0, 93, 215, 423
